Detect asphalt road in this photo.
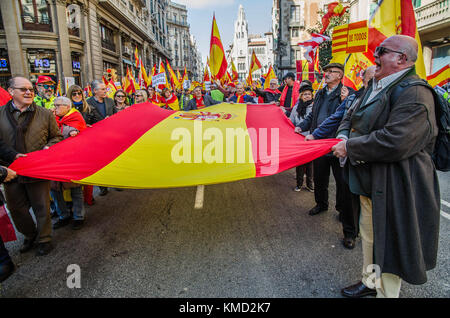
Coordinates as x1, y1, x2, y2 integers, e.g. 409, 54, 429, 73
1, 169, 449, 298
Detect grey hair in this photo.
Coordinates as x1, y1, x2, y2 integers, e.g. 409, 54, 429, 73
403, 45, 418, 63
136, 89, 148, 100
54, 96, 72, 107
91, 80, 103, 90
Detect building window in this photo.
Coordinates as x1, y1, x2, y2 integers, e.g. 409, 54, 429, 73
290, 5, 300, 23
19, 0, 52, 32
0, 49, 11, 89
100, 24, 116, 52
290, 48, 295, 65
291, 27, 299, 38
412, 0, 421, 8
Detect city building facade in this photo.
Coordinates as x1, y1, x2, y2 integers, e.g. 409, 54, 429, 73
0, 0, 172, 90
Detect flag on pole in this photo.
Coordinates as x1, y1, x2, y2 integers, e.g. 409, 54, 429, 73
298, 33, 331, 63
159, 61, 171, 90
249, 50, 262, 74
166, 59, 180, 90
368, 0, 426, 78
231, 59, 239, 81
320, 1, 348, 34
264, 65, 276, 90
209, 15, 228, 80
134, 47, 140, 69
330, 24, 348, 64
56, 80, 62, 97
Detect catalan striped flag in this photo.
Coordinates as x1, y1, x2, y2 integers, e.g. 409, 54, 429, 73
330, 24, 348, 64
10, 104, 340, 189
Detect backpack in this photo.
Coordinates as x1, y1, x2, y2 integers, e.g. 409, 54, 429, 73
391, 78, 450, 172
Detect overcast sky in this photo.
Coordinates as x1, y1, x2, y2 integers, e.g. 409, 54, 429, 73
175, 0, 274, 65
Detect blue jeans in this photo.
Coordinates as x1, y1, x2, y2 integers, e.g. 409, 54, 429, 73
50, 187, 85, 221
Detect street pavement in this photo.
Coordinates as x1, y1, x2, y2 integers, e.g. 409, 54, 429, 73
1, 169, 449, 298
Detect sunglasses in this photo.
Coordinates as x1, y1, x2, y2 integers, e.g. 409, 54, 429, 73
13, 87, 34, 93
375, 46, 407, 60
116, 95, 126, 98
39, 84, 55, 90
72, 91, 83, 96
135, 94, 143, 97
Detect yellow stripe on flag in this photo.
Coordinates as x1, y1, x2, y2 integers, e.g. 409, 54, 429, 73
79, 104, 256, 188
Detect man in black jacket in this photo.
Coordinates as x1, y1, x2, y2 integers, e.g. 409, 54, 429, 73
184, 86, 221, 110
86, 80, 115, 196
296, 63, 358, 249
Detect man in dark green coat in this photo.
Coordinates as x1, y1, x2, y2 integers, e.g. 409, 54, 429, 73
333, 35, 440, 298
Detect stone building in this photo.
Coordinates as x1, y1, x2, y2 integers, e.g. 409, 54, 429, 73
228, 4, 274, 82
0, 0, 172, 90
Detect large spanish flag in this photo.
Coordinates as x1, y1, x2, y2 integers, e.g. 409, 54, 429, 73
10, 104, 339, 189
209, 15, 228, 80
427, 64, 450, 88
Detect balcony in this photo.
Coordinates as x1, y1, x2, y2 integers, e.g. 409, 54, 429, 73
21, 15, 52, 32
99, 0, 154, 42
102, 40, 116, 52
166, 18, 189, 28
415, 0, 450, 32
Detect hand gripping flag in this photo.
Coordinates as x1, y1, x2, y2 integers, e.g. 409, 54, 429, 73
209, 15, 228, 80
10, 104, 340, 189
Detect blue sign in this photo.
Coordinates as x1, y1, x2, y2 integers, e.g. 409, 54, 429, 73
35, 59, 50, 68
73, 61, 81, 69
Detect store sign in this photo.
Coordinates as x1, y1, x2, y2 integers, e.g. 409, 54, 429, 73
0, 58, 9, 73
72, 61, 81, 73
35, 59, 51, 69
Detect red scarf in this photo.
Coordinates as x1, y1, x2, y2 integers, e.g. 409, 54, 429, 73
195, 96, 205, 109
264, 88, 281, 95
235, 93, 247, 103
280, 81, 300, 108
149, 94, 160, 105
160, 94, 177, 107
55, 109, 87, 133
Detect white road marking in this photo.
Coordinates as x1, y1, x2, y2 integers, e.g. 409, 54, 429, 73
194, 185, 205, 209
441, 210, 450, 221
441, 200, 450, 208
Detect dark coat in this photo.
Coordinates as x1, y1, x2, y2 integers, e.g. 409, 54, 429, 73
337, 68, 440, 284
86, 96, 115, 121
185, 95, 221, 111
299, 82, 354, 138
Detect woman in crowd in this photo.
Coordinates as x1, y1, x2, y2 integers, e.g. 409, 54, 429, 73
51, 96, 87, 230
159, 87, 180, 110
67, 85, 102, 126
114, 89, 129, 112
147, 86, 160, 105
67, 85, 100, 205
290, 85, 314, 192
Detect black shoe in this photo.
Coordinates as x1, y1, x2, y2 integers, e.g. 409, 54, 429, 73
36, 242, 53, 256
0, 260, 15, 283
341, 281, 377, 298
72, 220, 84, 230
342, 237, 356, 249
305, 185, 314, 192
53, 217, 71, 229
99, 188, 108, 196
308, 205, 327, 216
20, 232, 37, 253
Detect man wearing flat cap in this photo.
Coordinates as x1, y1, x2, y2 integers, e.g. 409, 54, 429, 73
295, 62, 358, 249
34, 75, 56, 109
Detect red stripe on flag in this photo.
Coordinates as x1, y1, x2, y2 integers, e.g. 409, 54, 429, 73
400, 0, 417, 37
10, 104, 175, 182
332, 48, 348, 53
346, 45, 367, 53
427, 64, 450, 80
245, 105, 339, 177
348, 20, 367, 30
333, 34, 348, 41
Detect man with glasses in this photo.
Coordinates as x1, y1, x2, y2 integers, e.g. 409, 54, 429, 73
0, 77, 62, 256
34, 75, 56, 109
253, 78, 282, 104
333, 35, 440, 298
295, 62, 357, 247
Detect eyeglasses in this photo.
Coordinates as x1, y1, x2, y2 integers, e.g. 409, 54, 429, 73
135, 94, 143, 97
116, 95, 126, 98
72, 91, 83, 96
38, 84, 55, 90
12, 87, 34, 93
375, 46, 407, 60
324, 69, 342, 74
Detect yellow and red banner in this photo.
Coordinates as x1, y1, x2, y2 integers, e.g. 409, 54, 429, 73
331, 24, 348, 64
427, 64, 450, 88
346, 20, 368, 54
10, 104, 340, 188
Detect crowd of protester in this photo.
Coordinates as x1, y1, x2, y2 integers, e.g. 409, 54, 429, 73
0, 35, 442, 299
